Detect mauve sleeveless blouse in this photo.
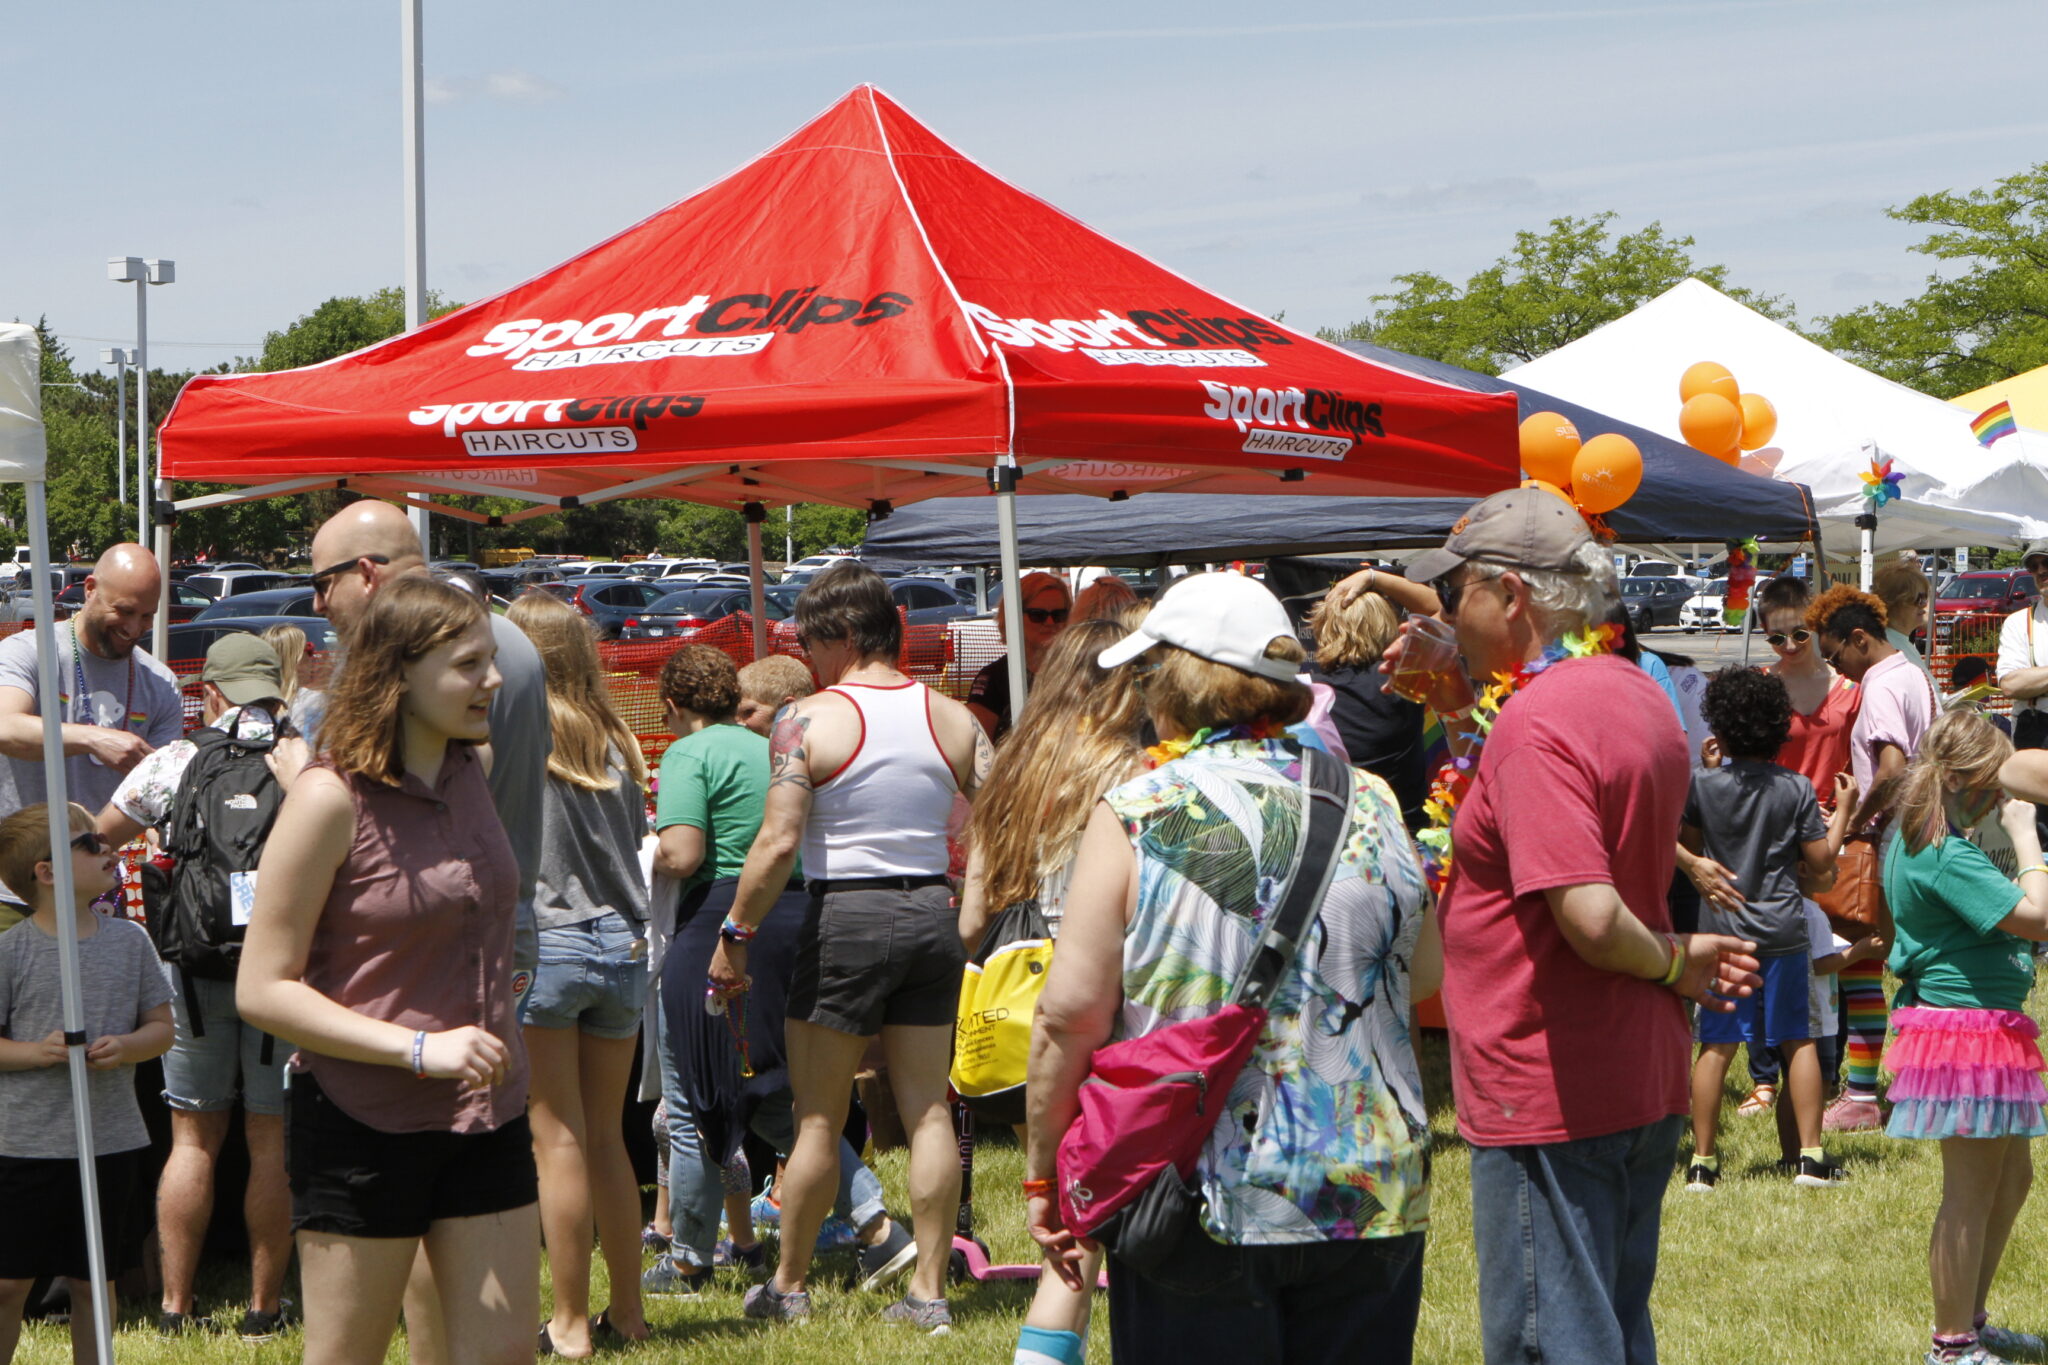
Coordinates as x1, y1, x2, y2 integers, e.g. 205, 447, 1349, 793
294, 745, 528, 1134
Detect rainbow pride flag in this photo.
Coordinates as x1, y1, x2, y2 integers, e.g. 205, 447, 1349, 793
1972, 399, 2018, 447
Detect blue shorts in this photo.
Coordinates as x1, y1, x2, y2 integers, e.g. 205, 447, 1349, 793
520, 911, 647, 1039
163, 973, 289, 1116
1698, 952, 1812, 1050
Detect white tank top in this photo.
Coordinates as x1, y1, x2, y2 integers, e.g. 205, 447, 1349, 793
800, 682, 961, 880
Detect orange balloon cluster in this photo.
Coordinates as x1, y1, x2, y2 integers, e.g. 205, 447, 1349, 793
1676, 362, 1777, 465
1517, 412, 1643, 516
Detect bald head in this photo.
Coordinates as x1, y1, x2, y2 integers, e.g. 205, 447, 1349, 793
309, 501, 427, 630
80, 544, 161, 660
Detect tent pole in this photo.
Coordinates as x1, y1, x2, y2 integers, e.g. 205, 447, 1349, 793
1810, 514, 1828, 593
1860, 519, 1875, 593
745, 503, 769, 663
995, 462, 1027, 714
27, 482, 114, 1365
152, 486, 172, 661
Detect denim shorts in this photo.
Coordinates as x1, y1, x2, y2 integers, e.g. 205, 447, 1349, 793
520, 911, 647, 1039
163, 972, 289, 1116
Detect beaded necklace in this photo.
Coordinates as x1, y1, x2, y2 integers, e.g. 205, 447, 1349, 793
1418, 623, 1620, 895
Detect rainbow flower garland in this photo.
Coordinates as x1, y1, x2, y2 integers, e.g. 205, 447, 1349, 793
1146, 718, 1278, 767
1417, 622, 1620, 895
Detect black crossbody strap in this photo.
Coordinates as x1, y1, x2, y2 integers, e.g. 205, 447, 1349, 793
1229, 747, 1353, 1010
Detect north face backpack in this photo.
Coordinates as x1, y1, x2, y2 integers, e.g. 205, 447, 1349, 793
142, 711, 285, 984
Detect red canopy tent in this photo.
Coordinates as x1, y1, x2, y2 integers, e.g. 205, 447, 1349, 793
159, 86, 1517, 686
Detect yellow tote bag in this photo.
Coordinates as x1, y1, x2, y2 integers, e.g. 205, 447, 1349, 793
951, 899, 1053, 1126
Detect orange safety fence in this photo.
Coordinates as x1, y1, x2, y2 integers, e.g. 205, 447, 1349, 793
1930, 610, 2011, 714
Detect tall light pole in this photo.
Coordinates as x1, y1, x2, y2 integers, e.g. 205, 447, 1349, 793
99, 346, 135, 507
109, 257, 174, 656
402, 0, 433, 555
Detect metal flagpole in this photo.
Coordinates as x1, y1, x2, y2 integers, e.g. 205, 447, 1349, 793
26, 483, 113, 1365
745, 503, 769, 663
402, 0, 433, 556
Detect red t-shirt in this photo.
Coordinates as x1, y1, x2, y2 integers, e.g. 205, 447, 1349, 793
1437, 655, 1691, 1147
1773, 673, 1860, 805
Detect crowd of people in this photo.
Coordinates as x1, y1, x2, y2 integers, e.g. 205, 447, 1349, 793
5, 499, 2048, 1364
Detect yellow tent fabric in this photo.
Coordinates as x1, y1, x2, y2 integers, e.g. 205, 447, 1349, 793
1954, 366, 2048, 430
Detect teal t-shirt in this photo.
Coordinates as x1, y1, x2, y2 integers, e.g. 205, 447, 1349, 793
655, 724, 773, 889
1883, 830, 2030, 1010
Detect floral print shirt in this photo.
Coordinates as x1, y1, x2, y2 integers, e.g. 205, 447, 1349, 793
1103, 737, 1432, 1245
110, 705, 281, 830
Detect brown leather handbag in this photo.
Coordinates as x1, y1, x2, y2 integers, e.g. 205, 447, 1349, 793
1814, 834, 1885, 936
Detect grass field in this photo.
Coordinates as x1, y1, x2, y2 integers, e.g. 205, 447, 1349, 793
16, 978, 2048, 1364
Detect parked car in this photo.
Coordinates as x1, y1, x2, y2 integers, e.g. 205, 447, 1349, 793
577, 562, 636, 576
1620, 576, 1692, 632
53, 580, 217, 625
164, 616, 338, 666
1681, 578, 1746, 633
1933, 569, 2039, 650
193, 585, 320, 621
559, 576, 673, 638
186, 570, 304, 599
780, 553, 856, 583
618, 587, 789, 640
888, 577, 976, 626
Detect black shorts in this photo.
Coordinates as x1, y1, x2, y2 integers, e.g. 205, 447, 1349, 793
786, 882, 965, 1036
288, 1073, 537, 1239
0, 1149, 141, 1280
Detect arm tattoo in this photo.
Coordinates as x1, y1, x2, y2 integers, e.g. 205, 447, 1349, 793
966, 721, 995, 796
768, 708, 813, 791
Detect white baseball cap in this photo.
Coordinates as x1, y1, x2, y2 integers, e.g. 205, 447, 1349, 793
1097, 572, 1300, 682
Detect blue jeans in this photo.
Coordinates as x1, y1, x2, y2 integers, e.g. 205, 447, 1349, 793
652, 985, 883, 1269
1469, 1115, 1684, 1365
520, 912, 646, 1038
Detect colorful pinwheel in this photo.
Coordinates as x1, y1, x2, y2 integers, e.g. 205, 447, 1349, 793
1860, 457, 1903, 509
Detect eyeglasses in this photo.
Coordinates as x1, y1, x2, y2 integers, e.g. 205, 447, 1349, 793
1436, 573, 1495, 619
307, 553, 390, 595
1764, 628, 1812, 649
1023, 607, 1070, 625
70, 831, 108, 855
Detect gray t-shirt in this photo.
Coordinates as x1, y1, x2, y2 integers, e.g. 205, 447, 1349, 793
534, 745, 648, 933
1685, 760, 1828, 956
0, 915, 172, 1157
0, 625, 184, 819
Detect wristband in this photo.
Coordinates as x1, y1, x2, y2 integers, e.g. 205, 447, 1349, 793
2022, 864, 2048, 879
411, 1030, 427, 1079
1657, 934, 1687, 989
719, 916, 757, 944
1021, 1178, 1055, 1198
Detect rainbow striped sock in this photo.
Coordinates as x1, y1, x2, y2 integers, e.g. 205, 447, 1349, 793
1839, 959, 1889, 1100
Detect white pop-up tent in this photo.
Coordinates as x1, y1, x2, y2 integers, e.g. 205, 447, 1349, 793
0, 322, 117, 1365
1504, 279, 2048, 558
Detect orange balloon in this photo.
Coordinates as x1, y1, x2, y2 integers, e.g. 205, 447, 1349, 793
1518, 412, 1581, 487
1679, 361, 1740, 405
1737, 393, 1777, 450
1679, 393, 1743, 458
1520, 478, 1573, 506
1572, 434, 1643, 514
1714, 445, 1741, 466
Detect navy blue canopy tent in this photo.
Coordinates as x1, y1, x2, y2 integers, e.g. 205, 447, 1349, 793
862, 341, 1818, 566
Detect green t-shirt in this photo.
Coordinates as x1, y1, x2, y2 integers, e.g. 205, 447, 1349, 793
655, 724, 774, 889
1884, 830, 2031, 1010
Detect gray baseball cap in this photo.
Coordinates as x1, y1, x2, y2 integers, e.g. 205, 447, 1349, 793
201, 633, 285, 706
2022, 538, 2048, 569
1407, 488, 1593, 586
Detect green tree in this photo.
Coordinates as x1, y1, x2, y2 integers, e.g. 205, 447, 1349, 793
1818, 164, 2048, 397
249, 286, 461, 373
1322, 213, 1796, 375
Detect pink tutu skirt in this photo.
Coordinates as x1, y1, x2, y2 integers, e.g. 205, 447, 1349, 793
1885, 1007, 2048, 1140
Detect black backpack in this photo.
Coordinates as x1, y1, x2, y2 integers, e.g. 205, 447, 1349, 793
142, 711, 285, 984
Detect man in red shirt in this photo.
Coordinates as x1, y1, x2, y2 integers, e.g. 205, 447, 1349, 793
1350, 490, 1760, 1364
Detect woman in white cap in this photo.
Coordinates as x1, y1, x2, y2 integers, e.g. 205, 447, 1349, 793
1022, 572, 1439, 1364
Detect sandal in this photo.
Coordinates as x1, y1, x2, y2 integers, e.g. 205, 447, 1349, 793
1737, 1084, 1777, 1117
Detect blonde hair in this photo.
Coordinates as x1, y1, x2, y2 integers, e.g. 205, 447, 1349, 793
261, 623, 305, 701
0, 802, 94, 906
323, 577, 486, 785
966, 619, 1146, 913
1147, 636, 1312, 737
1072, 575, 1139, 624
738, 654, 815, 710
1872, 555, 1930, 620
507, 592, 647, 792
1872, 709, 2013, 854
1307, 589, 1400, 669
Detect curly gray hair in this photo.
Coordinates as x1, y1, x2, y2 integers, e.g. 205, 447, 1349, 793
1462, 541, 1616, 639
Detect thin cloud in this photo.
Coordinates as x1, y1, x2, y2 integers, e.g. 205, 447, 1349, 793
424, 69, 565, 106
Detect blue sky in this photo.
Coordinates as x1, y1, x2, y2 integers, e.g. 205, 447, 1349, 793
11, 0, 2047, 378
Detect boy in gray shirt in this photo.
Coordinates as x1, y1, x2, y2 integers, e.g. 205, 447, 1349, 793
0, 801, 172, 1364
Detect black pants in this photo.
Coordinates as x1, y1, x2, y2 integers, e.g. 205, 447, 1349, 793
1107, 1233, 1424, 1365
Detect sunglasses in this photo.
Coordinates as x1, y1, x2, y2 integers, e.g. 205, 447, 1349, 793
1820, 639, 1848, 668
1023, 607, 1069, 625
307, 553, 390, 595
70, 831, 108, 855
1435, 573, 1495, 619
1764, 628, 1812, 649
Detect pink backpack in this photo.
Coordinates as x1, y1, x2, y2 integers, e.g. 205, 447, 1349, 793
1055, 750, 1353, 1249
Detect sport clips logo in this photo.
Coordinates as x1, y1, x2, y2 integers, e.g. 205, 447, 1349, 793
463, 288, 914, 372
1199, 381, 1383, 460
409, 393, 705, 457
964, 302, 1292, 369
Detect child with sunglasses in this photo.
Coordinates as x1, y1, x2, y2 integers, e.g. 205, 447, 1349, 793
0, 803, 172, 1365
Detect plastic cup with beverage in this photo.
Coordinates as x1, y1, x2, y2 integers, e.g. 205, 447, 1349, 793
1386, 617, 1460, 704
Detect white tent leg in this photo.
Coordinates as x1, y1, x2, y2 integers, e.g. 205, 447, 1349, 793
746, 504, 769, 663
1860, 520, 1875, 592
996, 463, 1027, 714
153, 475, 173, 660
27, 482, 114, 1365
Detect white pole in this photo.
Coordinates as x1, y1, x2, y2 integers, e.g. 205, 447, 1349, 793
26, 482, 113, 1365
995, 461, 1027, 713
402, 0, 432, 557
1860, 521, 1875, 593
112, 358, 126, 507
135, 281, 148, 548
785, 504, 794, 567
746, 504, 769, 662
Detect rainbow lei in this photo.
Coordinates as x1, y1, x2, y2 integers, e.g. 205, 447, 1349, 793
1146, 718, 1278, 767
1417, 623, 1620, 895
